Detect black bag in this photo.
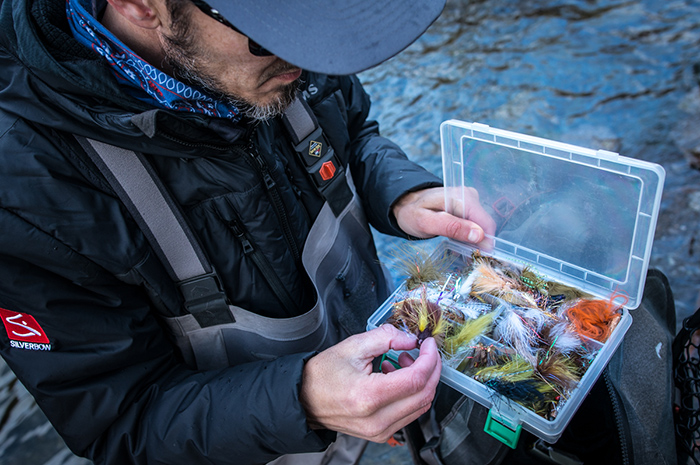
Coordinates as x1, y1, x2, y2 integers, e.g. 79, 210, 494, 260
673, 300, 700, 465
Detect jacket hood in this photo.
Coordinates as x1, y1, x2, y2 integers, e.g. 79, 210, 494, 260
0, 0, 244, 155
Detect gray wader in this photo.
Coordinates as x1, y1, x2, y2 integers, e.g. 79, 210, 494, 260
77, 135, 391, 465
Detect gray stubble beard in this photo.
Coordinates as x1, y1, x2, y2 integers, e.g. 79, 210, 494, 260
160, 8, 300, 121
170, 56, 300, 121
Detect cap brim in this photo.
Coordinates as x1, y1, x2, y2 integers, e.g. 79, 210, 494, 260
206, 0, 446, 75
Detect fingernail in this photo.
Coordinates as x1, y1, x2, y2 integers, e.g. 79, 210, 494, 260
468, 230, 479, 243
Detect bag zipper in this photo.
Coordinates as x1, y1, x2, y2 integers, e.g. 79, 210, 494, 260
604, 367, 632, 465
335, 247, 353, 298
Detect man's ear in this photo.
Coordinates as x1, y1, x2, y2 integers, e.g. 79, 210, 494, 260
106, 0, 162, 29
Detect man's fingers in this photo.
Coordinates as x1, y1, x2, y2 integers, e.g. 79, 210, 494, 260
378, 337, 441, 394
421, 210, 486, 243
379, 338, 425, 373
348, 325, 418, 366
301, 332, 441, 442
381, 359, 400, 373
392, 186, 496, 244
363, 401, 433, 443
397, 350, 416, 368
364, 340, 443, 441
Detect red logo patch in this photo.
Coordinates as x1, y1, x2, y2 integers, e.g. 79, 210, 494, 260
0, 308, 50, 344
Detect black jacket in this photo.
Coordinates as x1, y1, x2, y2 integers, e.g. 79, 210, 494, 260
0, 0, 441, 463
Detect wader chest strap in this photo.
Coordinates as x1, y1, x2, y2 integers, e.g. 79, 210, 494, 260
75, 136, 234, 327
281, 96, 353, 216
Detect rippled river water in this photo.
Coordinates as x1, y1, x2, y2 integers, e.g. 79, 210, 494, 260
363, 0, 700, 326
2, 0, 699, 463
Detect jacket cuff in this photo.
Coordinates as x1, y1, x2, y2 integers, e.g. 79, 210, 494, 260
266, 352, 337, 455
385, 180, 444, 238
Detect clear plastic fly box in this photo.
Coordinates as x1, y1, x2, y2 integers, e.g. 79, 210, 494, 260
366, 120, 665, 447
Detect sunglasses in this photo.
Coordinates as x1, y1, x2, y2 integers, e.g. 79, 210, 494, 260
191, 0, 273, 57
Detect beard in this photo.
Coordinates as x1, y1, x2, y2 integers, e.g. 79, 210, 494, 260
169, 56, 300, 121
160, 13, 299, 121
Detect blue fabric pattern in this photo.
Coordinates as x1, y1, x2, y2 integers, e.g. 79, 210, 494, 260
66, 0, 240, 121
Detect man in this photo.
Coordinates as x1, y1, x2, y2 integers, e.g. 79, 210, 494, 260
0, 0, 493, 463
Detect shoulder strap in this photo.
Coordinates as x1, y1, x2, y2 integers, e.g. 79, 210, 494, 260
75, 136, 234, 327
281, 95, 353, 216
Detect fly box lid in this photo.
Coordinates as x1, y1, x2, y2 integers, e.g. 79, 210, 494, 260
441, 120, 665, 309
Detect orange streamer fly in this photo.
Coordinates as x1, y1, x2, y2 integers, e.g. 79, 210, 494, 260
564, 292, 628, 342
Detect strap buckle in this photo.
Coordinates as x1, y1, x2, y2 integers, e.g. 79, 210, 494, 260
178, 273, 235, 327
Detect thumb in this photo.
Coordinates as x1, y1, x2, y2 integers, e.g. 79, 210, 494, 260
353, 325, 419, 360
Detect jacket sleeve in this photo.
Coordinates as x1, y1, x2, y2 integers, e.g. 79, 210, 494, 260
0, 207, 333, 465
340, 75, 443, 236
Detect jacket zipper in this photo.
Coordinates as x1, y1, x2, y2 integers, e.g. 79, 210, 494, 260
156, 123, 301, 264
604, 367, 632, 465
284, 166, 312, 227
227, 218, 299, 316
237, 141, 302, 265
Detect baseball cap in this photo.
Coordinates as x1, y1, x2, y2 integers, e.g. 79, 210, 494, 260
203, 0, 447, 75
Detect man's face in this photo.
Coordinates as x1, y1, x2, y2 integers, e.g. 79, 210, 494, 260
159, 0, 302, 120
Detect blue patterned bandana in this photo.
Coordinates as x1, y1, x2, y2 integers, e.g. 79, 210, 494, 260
66, 0, 241, 121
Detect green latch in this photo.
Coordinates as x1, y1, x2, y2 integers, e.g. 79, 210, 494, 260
484, 410, 522, 448
380, 352, 402, 370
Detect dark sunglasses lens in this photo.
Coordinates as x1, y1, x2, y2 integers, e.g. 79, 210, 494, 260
192, 0, 273, 57
248, 40, 273, 57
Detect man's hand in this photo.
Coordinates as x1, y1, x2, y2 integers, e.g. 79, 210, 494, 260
300, 325, 441, 443
392, 186, 496, 246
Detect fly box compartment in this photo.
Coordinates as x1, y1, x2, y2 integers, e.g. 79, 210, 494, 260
367, 120, 665, 446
